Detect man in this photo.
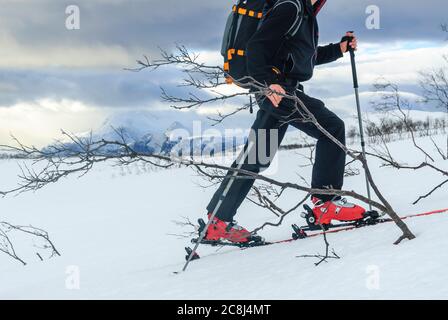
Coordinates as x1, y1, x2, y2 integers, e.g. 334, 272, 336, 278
205, 0, 366, 243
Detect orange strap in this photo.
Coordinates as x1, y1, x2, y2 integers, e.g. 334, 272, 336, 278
232, 5, 263, 19
227, 48, 245, 61
224, 48, 247, 85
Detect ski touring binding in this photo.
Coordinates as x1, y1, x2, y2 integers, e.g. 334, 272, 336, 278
292, 224, 308, 240
184, 247, 200, 261
301, 204, 327, 231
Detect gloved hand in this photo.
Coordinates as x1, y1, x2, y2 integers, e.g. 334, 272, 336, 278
340, 31, 358, 53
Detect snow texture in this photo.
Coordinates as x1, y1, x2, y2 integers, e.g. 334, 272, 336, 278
0, 133, 447, 300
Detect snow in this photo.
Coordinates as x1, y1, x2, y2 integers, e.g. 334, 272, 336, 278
0, 134, 447, 300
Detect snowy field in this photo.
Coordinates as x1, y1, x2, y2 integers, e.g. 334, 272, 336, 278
0, 134, 447, 300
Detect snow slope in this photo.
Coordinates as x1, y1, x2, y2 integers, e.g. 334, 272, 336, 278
0, 135, 447, 299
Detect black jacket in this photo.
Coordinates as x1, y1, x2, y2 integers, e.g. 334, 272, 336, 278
246, 0, 342, 85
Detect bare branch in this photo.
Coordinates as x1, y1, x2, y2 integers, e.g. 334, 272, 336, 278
1, 45, 418, 247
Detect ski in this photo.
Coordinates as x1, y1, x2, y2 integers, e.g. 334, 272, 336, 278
191, 238, 270, 248
184, 207, 448, 262
184, 214, 383, 260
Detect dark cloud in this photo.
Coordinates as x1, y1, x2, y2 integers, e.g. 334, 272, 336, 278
1, 0, 446, 53
0, 65, 232, 112
0, 68, 166, 108
318, 0, 447, 43
0, 0, 228, 54
0, 0, 445, 114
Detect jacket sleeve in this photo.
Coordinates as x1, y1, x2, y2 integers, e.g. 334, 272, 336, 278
315, 43, 343, 66
246, 1, 301, 85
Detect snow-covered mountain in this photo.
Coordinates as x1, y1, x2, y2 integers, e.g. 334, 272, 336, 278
83, 111, 191, 154
44, 110, 248, 156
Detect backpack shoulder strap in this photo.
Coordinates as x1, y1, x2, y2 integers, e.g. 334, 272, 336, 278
271, 0, 305, 40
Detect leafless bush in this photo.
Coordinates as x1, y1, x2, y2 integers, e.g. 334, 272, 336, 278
370, 81, 448, 203
0, 222, 60, 265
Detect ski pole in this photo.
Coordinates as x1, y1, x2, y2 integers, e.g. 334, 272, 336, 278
344, 31, 373, 211
182, 140, 256, 272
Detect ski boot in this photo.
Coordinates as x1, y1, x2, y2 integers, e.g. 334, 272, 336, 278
301, 197, 373, 230
196, 214, 264, 246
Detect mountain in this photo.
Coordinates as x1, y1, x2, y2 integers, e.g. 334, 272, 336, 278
43, 110, 247, 156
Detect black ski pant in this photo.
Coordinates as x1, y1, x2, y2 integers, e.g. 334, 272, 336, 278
206, 89, 346, 222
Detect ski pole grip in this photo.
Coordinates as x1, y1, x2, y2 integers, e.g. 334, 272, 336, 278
342, 31, 355, 53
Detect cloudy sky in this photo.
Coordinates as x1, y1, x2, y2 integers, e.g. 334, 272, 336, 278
0, 0, 447, 145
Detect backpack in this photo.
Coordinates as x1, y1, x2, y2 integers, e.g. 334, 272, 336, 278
221, 0, 305, 86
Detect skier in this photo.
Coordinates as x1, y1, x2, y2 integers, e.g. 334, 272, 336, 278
205, 0, 366, 244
